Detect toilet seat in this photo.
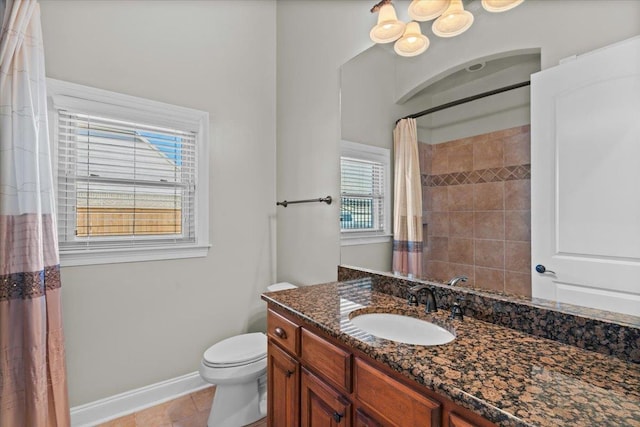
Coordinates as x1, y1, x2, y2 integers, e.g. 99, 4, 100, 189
203, 332, 267, 368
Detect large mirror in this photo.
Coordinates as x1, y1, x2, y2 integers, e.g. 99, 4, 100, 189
339, 0, 640, 316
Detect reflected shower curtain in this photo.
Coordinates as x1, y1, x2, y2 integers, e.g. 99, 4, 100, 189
392, 119, 423, 278
0, 1, 71, 425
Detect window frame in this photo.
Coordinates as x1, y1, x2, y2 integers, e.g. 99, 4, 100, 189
340, 140, 392, 246
47, 78, 210, 266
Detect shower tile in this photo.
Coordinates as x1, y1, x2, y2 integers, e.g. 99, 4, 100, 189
473, 182, 504, 211
505, 180, 531, 210
505, 241, 531, 273
473, 137, 504, 170
428, 236, 449, 261
448, 184, 473, 211
449, 212, 474, 238
422, 186, 432, 211
431, 186, 449, 212
448, 141, 473, 173
475, 240, 505, 269
427, 212, 449, 236
448, 238, 474, 265
431, 143, 449, 175
505, 211, 531, 242
475, 267, 505, 292
425, 261, 451, 282
504, 131, 531, 166
474, 211, 505, 240
505, 271, 532, 297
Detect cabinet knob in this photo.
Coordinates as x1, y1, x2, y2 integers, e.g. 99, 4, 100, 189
274, 327, 287, 339
285, 369, 295, 378
332, 412, 344, 423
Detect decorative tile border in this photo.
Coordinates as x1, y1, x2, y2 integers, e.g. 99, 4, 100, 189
338, 265, 640, 363
422, 164, 531, 187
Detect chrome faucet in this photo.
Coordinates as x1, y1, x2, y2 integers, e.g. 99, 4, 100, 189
408, 285, 438, 313
447, 275, 468, 286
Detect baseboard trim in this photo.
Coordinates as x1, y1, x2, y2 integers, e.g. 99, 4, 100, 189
70, 372, 209, 427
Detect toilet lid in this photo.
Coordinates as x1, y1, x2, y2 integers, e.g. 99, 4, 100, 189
203, 332, 267, 367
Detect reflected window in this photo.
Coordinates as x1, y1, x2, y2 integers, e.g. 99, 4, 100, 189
340, 141, 391, 245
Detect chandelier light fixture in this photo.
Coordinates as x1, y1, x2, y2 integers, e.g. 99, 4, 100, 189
370, 0, 524, 57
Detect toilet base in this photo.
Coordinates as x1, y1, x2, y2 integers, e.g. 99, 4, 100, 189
208, 380, 264, 427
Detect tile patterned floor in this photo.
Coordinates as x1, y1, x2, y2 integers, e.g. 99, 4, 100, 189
97, 386, 267, 427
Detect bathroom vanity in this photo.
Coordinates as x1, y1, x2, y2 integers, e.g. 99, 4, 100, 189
261, 268, 640, 427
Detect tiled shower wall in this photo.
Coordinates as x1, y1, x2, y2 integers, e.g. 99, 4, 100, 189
419, 125, 532, 296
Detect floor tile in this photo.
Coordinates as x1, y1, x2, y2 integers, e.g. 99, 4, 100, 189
190, 386, 215, 412
97, 413, 136, 427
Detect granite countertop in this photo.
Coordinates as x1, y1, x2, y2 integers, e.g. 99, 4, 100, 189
262, 278, 640, 427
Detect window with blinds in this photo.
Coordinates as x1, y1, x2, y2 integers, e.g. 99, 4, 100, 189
340, 141, 390, 240
57, 112, 196, 248
340, 157, 385, 232
48, 78, 210, 265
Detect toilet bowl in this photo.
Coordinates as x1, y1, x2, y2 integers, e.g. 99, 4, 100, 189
199, 282, 297, 427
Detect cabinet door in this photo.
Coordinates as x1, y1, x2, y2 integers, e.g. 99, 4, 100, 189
301, 368, 351, 427
355, 409, 383, 427
268, 341, 300, 427
354, 358, 441, 427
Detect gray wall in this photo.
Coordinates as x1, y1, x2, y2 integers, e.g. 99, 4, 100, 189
40, 0, 277, 406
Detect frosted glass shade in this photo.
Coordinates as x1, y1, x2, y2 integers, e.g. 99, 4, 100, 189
370, 4, 406, 43
481, 0, 524, 13
394, 22, 430, 57
408, 0, 450, 22
432, 0, 474, 37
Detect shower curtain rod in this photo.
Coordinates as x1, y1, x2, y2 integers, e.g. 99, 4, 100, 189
276, 196, 332, 208
396, 80, 531, 124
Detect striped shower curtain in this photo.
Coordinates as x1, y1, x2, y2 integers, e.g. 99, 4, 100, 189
0, 1, 71, 425
392, 118, 423, 278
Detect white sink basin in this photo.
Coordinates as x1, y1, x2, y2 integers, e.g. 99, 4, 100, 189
349, 313, 455, 346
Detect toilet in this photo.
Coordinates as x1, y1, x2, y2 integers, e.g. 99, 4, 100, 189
199, 282, 297, 427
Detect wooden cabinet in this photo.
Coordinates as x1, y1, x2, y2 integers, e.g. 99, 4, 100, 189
354, 409, 382, 427
268, 341, 300, 427
301, 368, 351, 427
266, 305, 496, 427
354, 358, 441, 427
448, 413, 483, 427
301, 328, 352, 394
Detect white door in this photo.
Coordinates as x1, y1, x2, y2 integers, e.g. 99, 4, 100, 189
531, 36, 640, 317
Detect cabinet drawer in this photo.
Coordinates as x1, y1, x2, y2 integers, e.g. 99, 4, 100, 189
301, 328, 352, 393
354, 358, 441, 427
449, 413, 479, 427
267, 309, 300, 356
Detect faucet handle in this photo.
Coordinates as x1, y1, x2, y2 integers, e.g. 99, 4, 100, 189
407, 293, 418, 306
449, 298, 464, 320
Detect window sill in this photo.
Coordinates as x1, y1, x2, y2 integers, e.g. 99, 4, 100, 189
60, 244, 211, 267
340, 234, 393, 246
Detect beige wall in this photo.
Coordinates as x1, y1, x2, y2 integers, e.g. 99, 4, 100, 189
40, 0, 276, 406
276, 1, 372, 285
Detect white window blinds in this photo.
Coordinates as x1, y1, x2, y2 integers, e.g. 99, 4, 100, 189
57, 110, 197, 250
340, 157, 385, 232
